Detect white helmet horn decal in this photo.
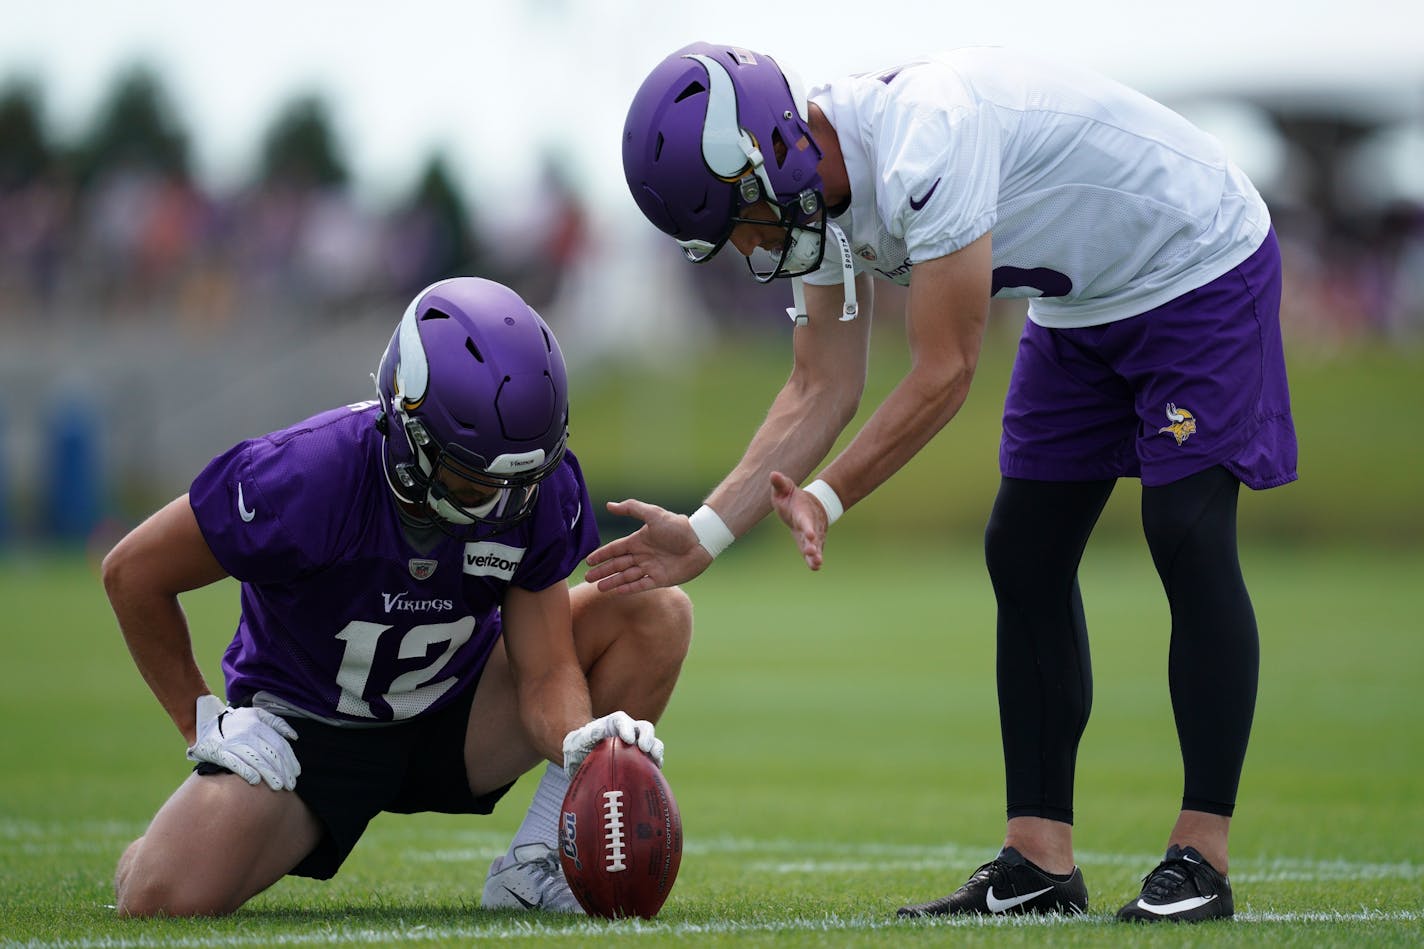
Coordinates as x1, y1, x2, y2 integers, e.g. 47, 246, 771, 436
395, 278, 457, 411
686, 53, 779, 202
395, 301, 428, 411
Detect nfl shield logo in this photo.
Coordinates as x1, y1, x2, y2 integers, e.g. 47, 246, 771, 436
409, 559, 438, 580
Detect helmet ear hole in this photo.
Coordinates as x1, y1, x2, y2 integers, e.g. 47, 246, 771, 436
771, 128, 788, 168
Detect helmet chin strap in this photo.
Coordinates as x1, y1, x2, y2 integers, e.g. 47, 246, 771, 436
786, 221, 858, 326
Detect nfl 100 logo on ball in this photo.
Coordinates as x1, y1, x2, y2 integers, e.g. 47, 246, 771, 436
559, 737, 682, 918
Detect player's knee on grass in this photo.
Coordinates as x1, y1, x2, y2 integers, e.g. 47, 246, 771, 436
114, 838, 240, 918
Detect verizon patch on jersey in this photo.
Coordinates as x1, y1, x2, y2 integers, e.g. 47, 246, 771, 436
462, 541, 525, 580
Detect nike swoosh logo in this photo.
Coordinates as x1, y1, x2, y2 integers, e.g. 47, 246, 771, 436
1135, 893, 1218, 915
237, 483, 256, 522
571, 500, 581, 530
503, 886, 539, 910
985, 884, 1054, 913
909, 177, 941, 211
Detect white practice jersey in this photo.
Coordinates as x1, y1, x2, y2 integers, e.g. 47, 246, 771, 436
802, 47, 1271, 328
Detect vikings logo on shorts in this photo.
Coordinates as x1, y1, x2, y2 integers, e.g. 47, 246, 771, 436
1158, 403, 1197, 446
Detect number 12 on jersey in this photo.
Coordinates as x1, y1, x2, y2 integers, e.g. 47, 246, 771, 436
333, 617, 475, 719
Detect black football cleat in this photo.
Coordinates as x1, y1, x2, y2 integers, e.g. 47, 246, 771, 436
1116, 844, 1234, 922
898, 847, 1088, 917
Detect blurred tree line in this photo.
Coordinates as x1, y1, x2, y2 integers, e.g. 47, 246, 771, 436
0, 63, 588, 327
3, 61, 1423, 347
1, 61, 1421, 550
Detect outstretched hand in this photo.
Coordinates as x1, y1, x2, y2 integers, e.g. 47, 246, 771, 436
770, 471, 831, 570
585, 498, 714, 594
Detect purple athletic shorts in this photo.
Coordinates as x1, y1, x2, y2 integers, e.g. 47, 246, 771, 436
1000, 229, 1296, 490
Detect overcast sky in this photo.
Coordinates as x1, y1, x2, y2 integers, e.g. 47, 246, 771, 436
3, 1, 1420, 212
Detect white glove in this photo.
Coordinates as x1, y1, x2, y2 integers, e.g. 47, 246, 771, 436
186, 694, 301, 791
562, 710, 664, 777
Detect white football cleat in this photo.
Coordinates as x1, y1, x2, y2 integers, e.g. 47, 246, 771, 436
480, 842, 584, 914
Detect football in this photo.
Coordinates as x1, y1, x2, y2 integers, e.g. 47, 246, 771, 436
559, 737, 682, 919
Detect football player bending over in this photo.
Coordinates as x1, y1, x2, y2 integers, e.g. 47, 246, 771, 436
594, 43, 1298, 923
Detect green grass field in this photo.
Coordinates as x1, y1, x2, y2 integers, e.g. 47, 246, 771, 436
2, 534, 1421, 946
2, 331, 1420, 945
567, 327, 1424, 547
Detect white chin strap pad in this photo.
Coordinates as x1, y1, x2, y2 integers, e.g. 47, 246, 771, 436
785, 222, 858, 325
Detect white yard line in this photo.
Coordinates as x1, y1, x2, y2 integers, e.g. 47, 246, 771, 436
10, 818, 1418, 882
7, 819, 1421, 948
398, 832, 1424, 882
12, 909, 1424, 949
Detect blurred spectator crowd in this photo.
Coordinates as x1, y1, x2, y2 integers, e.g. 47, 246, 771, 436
1, 63, 1422, 345
0, 63, 1420, 551
0, 66, 590, 332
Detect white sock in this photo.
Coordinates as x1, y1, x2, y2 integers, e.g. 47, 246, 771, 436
507, 762, 569, 858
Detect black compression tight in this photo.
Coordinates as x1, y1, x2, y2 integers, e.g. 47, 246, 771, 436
985, 467, 1258, 823
1142, 466, 1258, 817
985, 477, 1111, 824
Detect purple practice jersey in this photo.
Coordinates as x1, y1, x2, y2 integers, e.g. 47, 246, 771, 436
187, 400, 599, 724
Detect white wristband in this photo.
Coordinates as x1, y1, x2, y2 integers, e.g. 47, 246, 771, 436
688, 505, 735, 559
804, 479, 844, 526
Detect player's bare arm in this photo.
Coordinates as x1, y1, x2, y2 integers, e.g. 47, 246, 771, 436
102, 494, 231, 742
585, 276, 873, 594
706, 274, 874, 530
775, 235, 993, 569
499, 582, 593, 766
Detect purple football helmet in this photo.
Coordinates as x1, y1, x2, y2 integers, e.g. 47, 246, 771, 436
374, 277, 568, 536
622, 42, 827, 282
